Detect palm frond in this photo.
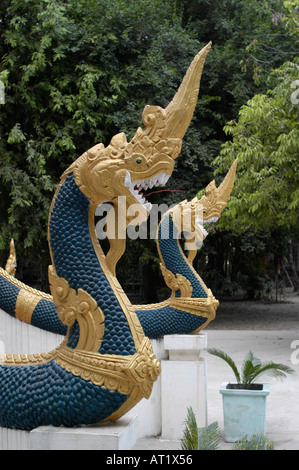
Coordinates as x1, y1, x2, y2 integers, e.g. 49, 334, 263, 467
242, 351, 261, 369
181, 407, 199, 450
207, 348, 241, 383
208, 348, 294, 387
198, 421, 222, 450
241, 354, 263, 386
248, 361, 295, 384
232, 434, 275, 450
181, 408, 222, 450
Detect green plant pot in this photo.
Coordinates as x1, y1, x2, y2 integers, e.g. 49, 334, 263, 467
220, 382, 270, 442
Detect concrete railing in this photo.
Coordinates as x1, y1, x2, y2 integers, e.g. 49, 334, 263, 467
0, 308, 208, 449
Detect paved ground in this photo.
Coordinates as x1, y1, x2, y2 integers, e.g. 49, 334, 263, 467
133, 294, 299, 451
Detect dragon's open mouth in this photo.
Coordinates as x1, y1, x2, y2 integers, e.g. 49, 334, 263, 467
195, 216, 219, 237
124, 171, 170, 212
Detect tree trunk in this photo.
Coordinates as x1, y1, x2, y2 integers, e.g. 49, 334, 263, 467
288, 247, 299, 292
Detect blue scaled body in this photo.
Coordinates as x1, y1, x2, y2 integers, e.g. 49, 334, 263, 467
0, 173, 133, 430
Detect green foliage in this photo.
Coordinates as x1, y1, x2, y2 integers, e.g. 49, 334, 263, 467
181, 0, 296, 108
183, 0, 296, 85
213, 60, 299, 233
281, 1, 299, 41
197, 421, 222, 451
232, 434, 275, 450
181, 407, 199, 450
0, 0, 297, 296
207, 348, 295, 388
181, 407, 221, 450
0, 0, 200, 260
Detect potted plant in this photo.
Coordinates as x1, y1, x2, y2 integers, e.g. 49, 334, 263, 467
207, 348, 294, 442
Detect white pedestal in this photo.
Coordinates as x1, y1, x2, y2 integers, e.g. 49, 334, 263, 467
161, 334, 208, 440
132, 338, 167, 439
0, 415, 138, 450
0, 307, 64, 355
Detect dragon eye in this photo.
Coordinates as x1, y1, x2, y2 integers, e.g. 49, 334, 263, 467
136, 157, 143, 164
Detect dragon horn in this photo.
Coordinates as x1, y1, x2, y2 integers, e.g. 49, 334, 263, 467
191, 159, 238, 206
125, 42, 211, 160
163, 42, 212, 139
217, 158, 238, 203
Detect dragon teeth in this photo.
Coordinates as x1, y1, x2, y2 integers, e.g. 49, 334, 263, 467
195, 217, 208, 237
124, 171, 170, 191
131, 172, 170, 191
203, 216, 219, 224
124, 171, 170, 212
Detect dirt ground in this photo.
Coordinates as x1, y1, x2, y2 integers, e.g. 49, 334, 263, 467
206, 290, 299, 330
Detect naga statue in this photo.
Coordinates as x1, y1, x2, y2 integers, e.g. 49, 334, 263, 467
0, 42, 237, 430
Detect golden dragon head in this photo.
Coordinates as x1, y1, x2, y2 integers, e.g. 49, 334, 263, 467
58, 43, 211, 274
68, 43, 211, 220
196, 158, 238, 236
167, 159, 238, 260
